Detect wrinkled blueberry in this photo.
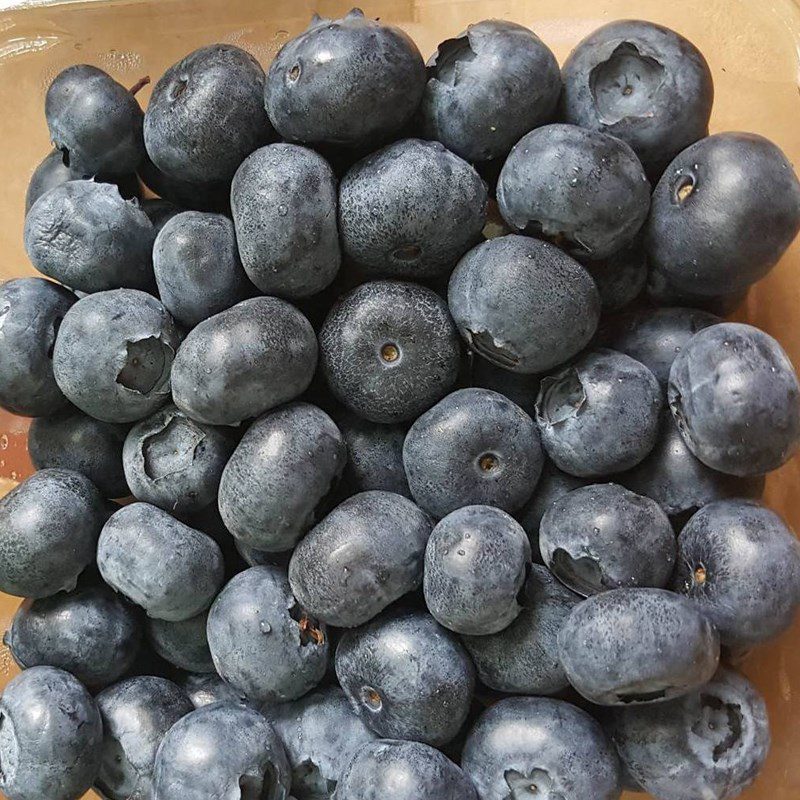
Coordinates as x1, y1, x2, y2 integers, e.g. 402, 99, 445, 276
584, 237, 648, 312
179, 672, 249, 710
147, 609, 215, 673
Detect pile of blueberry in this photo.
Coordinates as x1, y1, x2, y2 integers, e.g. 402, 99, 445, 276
2, 10, 800, 800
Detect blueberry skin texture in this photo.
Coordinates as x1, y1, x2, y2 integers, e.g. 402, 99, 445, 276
536, 349, 663, 477
265, 9, 425, 146
97, 502, 224, 621
338, 139, 487, 280
29, 409, 129, 498
207, 565, 328, 704
668, 322, 800, 476
95, 676, 193, 800
24, 180, 156, 293
461, 564, 580, 696
6, 584, 141, 689
561, 21, 713, 180
448, 235, 600, 374
335, 610, 475, 747
53, 289, 181, 424
45, 64, 144, 176
424, 505, 531, 635
462, 696, 621, 800
147, 610, 214, 673
497, 124, 650, 261
539, 483, 676, 596
672, 500, 800, 648
265, 687, 378, 799
288, 491, 433, 628
179, 672, 250, 710
647, 133, 800, 295
218, 402, 346, 552
421, 20, 560, 163
152, 703, 291, 800
153, 211, 253, 327
320, 281, 460, 424
558, 587, 720, 705
404, 388, 543, 519
607, 667, 770, 800
335, 739, 477, 800
0, 469, 106, 598
0, 666, 103, 800
171, 297, 318, 426
123, 404, 234, 515
0, 277, 75, 416
231, 143, 341, 298
144, 44, 272, 184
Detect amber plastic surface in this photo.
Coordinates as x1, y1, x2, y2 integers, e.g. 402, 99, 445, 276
2, 1, 800, 798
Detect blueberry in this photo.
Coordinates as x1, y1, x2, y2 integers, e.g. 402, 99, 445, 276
462, 696, 621, 800
138, 151, 230, 213
218, 402, 346, 552
536, 349, 662, 477
265, 687, 378, 799
45, 64, 144, 176
122, 404, 234, 515
335, 739, 477, 800
288, 491, 433, 627
153, 211, 253, 327
24, 180, 156, 293
647, 133, 800, 295
0, 277, 75, 417
0, 666, 103, 800
420, 20, 560, 163
170, 297, 318, 426
558, 587, 720, 705
319, 281, 460, 424
144, 44, 272, 183
468, 356, 540, 417
335, 610, 475, 746
147, 609, 214, 673
0, 469, 106, 598
5, 583, 141, 689
448, 235, 600, 374
29, 408, 130, 498
668, 322, 800, 475
561, 21, 713, 180
95, 676, 193, 800
671, 500, 800, 648
646, 276, 750, 317
497, 124, 650, 261
97, 502, 224, 621
584, 237, 648, 312
404, 388, 543, 518
141, 198, 182, 235
424, 505, 531, 635
231, 143, 341, 298
338, 139, 487, 280
265, 8, 425, 146
178, 672, 250, 710
461, 564, 581, 695
207, 565, 328, 704
152, 703, 290, 800
539, 483, 676, 596
607, 667, 770, 800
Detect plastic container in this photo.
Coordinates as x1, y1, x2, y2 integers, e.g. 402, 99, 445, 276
1, 1, 800, 798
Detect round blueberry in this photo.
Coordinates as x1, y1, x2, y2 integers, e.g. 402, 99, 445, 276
178, 672, 250, 710
147, 609, 214, 673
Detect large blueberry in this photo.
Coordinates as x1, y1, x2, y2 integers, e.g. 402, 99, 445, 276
0, 469, 105, 598
170, 297, 317, 426
265, 9, 425, 146
0, 277, 75, 416
207, 566, 328, 704
288, 491, 433, 627
219, 402, 345, 552
147, 609, 214, 673
144, 44, 272, 183
53, 289, 181, 423
462, 696, 621, 800
448, 235, 600, 373
558, 588, 719, 705
319, 281, 460, 424
335, 610, 475, 747
668, 322, 800, 475
404, 388, 543, 518
179, 672, 249, 710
